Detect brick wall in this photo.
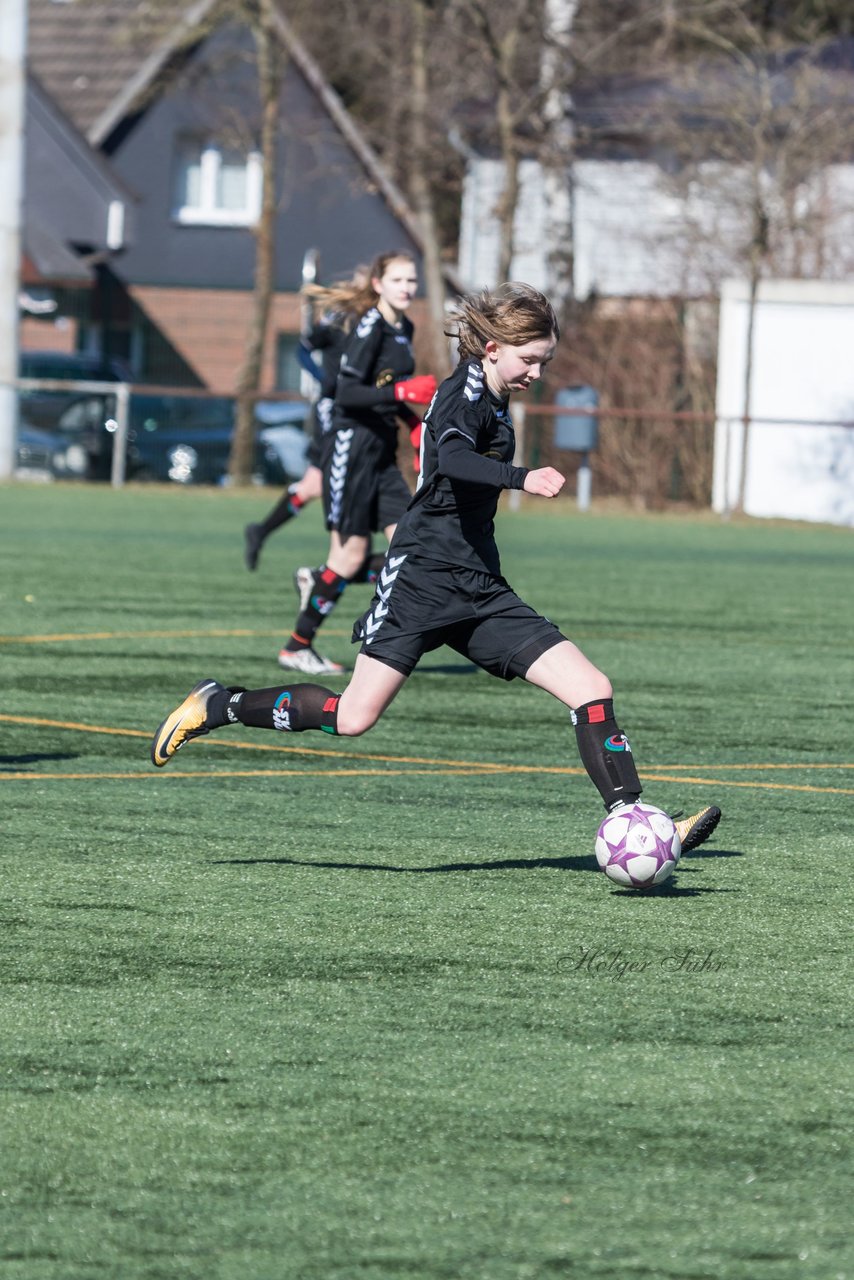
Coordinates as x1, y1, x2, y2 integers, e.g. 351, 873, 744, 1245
20, 315, 78, 353
130, 286, 435, 393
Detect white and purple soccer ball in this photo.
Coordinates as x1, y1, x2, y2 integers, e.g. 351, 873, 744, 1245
595, 802, 681, 889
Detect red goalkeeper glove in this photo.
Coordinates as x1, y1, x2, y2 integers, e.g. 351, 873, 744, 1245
394, 375, 437, 404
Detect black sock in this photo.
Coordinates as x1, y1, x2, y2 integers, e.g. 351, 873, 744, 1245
230, 685, 340, 733
571, 698, 642, 811
204, 686, 246, 727
258, 485, 303, 537
286, 566, 347, 651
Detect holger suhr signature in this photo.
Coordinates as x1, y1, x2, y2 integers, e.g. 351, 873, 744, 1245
557, 946, 726, 980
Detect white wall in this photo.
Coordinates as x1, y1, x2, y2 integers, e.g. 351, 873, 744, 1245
458, 158, 551, 292
457, 156, 744, 296
457, 156, 854, 300
713, 278, 854, 525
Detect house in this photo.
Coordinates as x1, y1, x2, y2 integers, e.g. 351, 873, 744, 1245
24, 0, 435, 393
456, 45, 854, 302
21, 73, 135, 352
455, 44, 854, 524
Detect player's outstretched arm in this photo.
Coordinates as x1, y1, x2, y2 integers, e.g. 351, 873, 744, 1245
523, 467, 566, 498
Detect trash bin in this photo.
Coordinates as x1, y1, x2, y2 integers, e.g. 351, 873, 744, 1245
554, 386, 599, 510
554, 385, 599, 451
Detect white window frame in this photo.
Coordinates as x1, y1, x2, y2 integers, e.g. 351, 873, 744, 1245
174, 140, 263, 227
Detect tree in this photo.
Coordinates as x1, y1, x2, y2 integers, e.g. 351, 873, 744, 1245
229, 0, 283, 484
449, 0, 580, 302
539, 0, 579, 312
408, 0, 454, 377
283, 0, 461, 374
642, 7, 854, 509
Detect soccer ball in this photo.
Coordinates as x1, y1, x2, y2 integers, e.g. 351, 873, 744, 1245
595, 802, 681, 889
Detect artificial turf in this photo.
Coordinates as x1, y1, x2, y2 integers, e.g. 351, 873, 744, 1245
1, 482, 852, 1279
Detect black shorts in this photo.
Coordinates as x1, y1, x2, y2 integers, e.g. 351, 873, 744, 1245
324, 425, 411, 539
305, 397, 335, 470
352, 556, 565, 680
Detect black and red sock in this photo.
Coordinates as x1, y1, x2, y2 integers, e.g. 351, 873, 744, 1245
258, 484, 304, 537
228, 685, 340, 734
571, 698, 642, 811
284, 566, 347, 652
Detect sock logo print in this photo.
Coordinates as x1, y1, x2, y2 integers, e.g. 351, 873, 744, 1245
312, 594, 340, 616
272, 691, 292, 731
605, 734, 632, 753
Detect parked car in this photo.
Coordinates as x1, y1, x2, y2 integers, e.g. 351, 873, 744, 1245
126, 394, 310, 485
17, 349, 311, 484
18, 350, 131, 431
17, 351, 130, 480
14, 422, 89, 480
254, 400, 312, 482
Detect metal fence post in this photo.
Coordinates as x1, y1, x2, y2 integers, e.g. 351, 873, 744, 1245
110, 382, 131, 489
577, 450, 592, 511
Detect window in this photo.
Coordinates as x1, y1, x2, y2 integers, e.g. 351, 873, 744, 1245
275, 334, 304, 393
173, 137, 263, 226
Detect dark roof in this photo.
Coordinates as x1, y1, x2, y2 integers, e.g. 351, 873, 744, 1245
26, 0, 187, 140
457, 37, 854, 159
24, 73, 135, 281
23, 219, 93, 282
26, 0, 462, 289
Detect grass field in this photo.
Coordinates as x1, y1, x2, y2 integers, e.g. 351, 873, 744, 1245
1, 482, 852, 1280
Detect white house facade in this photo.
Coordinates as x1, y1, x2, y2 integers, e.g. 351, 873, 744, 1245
457, 155, 854, 299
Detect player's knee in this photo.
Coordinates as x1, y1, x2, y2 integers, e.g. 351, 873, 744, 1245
334, 544, 369, 579
335, 702, 380, 737
588, 671, 613, 701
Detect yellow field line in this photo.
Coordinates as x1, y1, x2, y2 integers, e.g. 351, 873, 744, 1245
2, 713, 853, 794
1, 768, 500, 781
3, 713, 853, 775
643, 761, 854, 772
3, 767, 852, 794
0, 713, 513, 772
635, 774, 854, 796
0, 628, 348, 644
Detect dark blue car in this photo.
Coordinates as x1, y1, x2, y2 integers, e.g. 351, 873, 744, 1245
17, 349, 310, 484
126, 395, 309, 485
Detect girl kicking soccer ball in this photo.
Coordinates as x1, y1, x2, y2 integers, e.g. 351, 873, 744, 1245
151, 283, 720, 853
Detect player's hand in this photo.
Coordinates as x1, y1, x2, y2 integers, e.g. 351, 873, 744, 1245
394, 375, 438, 404
523, 467, 565, 498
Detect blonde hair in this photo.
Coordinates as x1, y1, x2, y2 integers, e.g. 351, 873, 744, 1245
303, 250, 416, 325
447, 282, 559, 360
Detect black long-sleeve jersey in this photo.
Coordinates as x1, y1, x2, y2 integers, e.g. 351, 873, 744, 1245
332, 307, 415, 440
389, 358, 529, 575
304, 312, 350, 400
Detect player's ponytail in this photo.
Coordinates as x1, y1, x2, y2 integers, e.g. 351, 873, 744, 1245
304, 250, 416, 324
448, 283, 559, 359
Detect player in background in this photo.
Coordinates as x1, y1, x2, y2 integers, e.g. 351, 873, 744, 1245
275, 249, 436, 676
243, 267, 368, 572
151, 282, 721, 854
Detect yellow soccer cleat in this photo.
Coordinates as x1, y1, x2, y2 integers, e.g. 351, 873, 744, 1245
675, 805, 722, 853
150, 679, 226, 768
